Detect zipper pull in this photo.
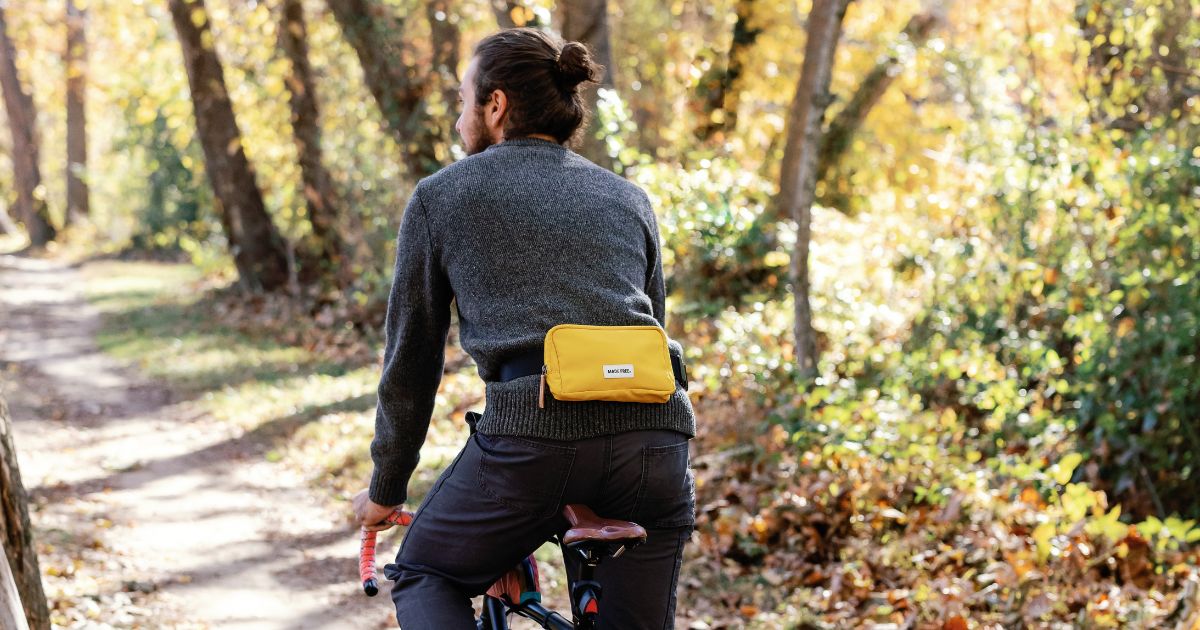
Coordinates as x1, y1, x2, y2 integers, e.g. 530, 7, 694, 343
538, 365, 547, 409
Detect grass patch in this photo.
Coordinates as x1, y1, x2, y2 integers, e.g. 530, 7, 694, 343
81, 259, 483, 510
84, 262, 348, 398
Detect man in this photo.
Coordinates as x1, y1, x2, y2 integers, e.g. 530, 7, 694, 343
353, 27, 696, 629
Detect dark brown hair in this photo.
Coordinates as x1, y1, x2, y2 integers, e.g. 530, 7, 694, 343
472, 28, 602, 145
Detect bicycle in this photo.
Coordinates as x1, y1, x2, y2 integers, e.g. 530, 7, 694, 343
359, 503, 648, 629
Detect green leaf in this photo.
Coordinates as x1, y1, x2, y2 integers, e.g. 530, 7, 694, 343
1138, 515, 1164, 538
1061, 483, 1093, 523
1086, 505, 1128, 543
1165, 517, 1196, 541
1052, 453, 1084, 485
1033, 522, 1056, 562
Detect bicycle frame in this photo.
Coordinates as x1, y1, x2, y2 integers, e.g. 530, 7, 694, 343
480, 596, 574, 630
477, 536, 598, 630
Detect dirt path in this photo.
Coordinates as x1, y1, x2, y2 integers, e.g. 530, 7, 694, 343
0, 255, 397, 629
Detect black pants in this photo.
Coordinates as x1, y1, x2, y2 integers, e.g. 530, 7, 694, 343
383, 419, 695, 629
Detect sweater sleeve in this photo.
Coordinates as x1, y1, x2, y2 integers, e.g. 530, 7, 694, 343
368, 185, 452, 506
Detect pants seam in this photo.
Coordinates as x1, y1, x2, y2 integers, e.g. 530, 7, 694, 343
400, 437, 469, 555
661, 528, 686, 630
600, 434, 613, 497
631, 445, 649, 521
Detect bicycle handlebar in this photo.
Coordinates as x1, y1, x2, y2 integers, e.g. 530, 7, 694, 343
359, 509, 414, 596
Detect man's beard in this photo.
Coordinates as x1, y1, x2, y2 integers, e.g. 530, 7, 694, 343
466, 109, 498, 156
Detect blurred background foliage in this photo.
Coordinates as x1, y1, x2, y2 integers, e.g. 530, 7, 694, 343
2, 0, 1198, 625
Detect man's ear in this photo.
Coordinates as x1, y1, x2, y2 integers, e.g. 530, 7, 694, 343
487, 88, 508, 128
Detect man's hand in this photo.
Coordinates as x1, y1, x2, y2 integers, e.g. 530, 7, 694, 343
353, 488, 403, 532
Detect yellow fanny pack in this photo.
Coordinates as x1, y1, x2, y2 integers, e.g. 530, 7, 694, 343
538, 324, 677, 407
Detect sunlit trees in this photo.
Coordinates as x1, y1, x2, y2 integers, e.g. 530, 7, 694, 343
325, 0, 459, 178
694, 0, 760, 143
0, 5, 55, 247
167, 0, 289, 291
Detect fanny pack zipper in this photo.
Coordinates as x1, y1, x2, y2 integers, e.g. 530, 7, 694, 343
538, 364, 547, 409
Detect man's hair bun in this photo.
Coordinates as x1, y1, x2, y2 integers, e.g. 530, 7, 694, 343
555, 42, 597, 90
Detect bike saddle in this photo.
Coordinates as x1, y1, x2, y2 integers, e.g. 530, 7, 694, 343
561, 504, 647, 560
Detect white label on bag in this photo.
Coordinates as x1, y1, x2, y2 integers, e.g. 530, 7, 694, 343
603, 364, 635, 379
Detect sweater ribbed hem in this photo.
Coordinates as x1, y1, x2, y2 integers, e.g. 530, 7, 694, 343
476, 374, 696, 441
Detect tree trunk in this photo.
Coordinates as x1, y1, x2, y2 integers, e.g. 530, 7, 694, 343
167, 0, 290, 291
777, 0, 852, 381
763, 7, 940, 221
0, 397, 50, 630
557, 0, 615, 169
0, 538, 31, 630
816, 9, 940, 184
425, 0, 461, 160
1146, 0, 1194, 120
278, 0, 352, 286
1077, 0, 1199, 128
65, 0, 89, 225
695, 0, 761, 141
325, 0, 446, 178
0, 7, 56, 247
490, 0, 542, 29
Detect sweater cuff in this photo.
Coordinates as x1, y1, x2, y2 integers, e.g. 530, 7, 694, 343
368, 467, 408, 506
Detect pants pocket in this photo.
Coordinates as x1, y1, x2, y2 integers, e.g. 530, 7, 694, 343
632, 440, 695, 529
476, 433, 576, 519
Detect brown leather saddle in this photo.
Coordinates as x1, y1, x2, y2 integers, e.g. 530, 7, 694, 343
561, 504, 647, 558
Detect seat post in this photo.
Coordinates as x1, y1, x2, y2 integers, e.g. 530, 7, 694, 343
562, 538, 601, 626
558, 504, 646, 628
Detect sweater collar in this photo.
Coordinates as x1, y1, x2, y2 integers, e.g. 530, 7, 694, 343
490, 136, 568, 150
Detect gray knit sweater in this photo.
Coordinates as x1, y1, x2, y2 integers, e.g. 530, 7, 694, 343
368, 136, 697, 506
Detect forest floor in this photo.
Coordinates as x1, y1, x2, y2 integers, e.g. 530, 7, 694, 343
0, 253, 402, 629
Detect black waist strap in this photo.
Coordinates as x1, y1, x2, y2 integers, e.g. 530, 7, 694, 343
498, 350, 546, 383
498, 348, 688, 391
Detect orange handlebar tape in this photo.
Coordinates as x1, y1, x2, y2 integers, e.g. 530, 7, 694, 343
359, 509, 413, 596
